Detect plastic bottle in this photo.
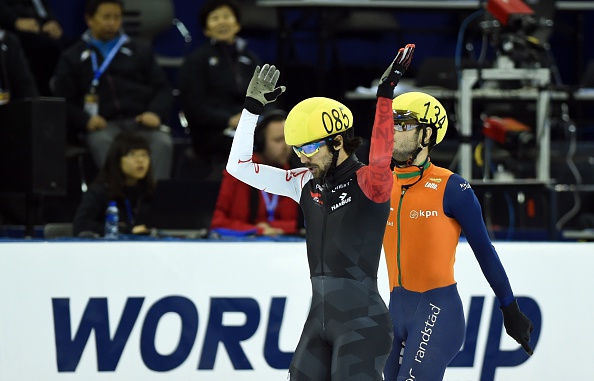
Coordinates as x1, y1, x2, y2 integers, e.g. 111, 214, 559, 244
104, 201, 119, 240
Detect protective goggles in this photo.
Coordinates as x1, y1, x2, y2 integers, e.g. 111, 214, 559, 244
393, 110, 420, 132
293, 139, 328, 157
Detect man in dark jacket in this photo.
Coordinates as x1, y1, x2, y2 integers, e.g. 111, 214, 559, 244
0, 0, 63, 96
0, 29, 39, 101
52, 0, 173, 180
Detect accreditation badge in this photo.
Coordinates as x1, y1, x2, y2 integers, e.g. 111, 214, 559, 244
0, 91, 10, 105
84, 93, 99, 116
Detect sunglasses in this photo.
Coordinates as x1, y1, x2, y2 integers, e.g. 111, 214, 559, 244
393, 110, 420, 132
293, 139, 328, 158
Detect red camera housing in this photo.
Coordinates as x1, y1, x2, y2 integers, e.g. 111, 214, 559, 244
483, 116, 531, 145
487, 0, 534, 25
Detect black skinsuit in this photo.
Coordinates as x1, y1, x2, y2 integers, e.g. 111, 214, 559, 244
289, 155, 393, 381
227, 97, 396, 380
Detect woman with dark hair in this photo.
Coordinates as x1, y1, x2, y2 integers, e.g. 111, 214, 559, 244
210, 109, 300, 237
178, 0, 262, 173
73, 131, 155, 237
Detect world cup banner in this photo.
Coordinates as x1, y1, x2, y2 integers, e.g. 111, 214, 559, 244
0, 241, 592, 381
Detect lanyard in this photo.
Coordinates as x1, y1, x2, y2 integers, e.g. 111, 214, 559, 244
260, 191, 279, 222
90, 35, 128, 89
31, 0, 47, 19
124, 199, 134, 226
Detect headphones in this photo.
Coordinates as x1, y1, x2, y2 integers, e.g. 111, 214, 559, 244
254, 109, 288, 153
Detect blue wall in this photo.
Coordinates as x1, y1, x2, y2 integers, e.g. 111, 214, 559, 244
46, 0, 594, 88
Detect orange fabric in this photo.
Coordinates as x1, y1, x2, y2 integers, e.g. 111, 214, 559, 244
383, 163, 462, 292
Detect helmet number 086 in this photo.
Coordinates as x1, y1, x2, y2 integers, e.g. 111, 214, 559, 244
322, 108, 351, 135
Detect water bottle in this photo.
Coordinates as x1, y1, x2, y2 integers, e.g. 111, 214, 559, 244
104, 201, 119, 240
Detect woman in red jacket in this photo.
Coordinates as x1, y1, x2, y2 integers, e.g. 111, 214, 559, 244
210, 110, 300, 236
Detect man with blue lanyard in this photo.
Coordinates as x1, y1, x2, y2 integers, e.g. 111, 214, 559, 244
52, 0, 173, 180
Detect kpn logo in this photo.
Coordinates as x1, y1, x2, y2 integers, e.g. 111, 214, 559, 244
409, 209, 438, 219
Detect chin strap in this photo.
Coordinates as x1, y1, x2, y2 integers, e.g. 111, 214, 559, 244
323, 142, 341, 185
391, 145, 423, 168
396, 157, 430, 188
391, 127, 430, 169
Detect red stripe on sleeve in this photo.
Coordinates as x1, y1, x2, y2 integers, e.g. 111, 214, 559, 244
357, 96, 394, 203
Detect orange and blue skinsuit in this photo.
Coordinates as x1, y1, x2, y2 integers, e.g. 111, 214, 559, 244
383, 160, 516, 381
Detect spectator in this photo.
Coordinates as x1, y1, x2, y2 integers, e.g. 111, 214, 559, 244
0, 28, 39, 102
52, 0, 174, 180
0, 28, 40, 229
73, 131, 154, 237
0, 0, 64, 96
178, 0, 262, 175
210, 110, 300, 237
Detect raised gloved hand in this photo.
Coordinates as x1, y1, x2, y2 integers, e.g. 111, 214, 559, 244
244, 64, 286, 115
500, 299, 534, 356
376, 43, 415, 99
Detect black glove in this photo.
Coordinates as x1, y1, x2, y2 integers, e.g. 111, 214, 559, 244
500, 299, 534, 356
244, 64, 286, 115
376, 43, 415, 99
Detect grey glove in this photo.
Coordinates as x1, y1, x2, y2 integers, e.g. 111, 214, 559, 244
244, 64, 286, 114
376, 43, 415, 99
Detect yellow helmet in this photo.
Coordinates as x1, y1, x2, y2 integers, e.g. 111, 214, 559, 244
284, 97, 353, 146
392, 92, 448, 144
